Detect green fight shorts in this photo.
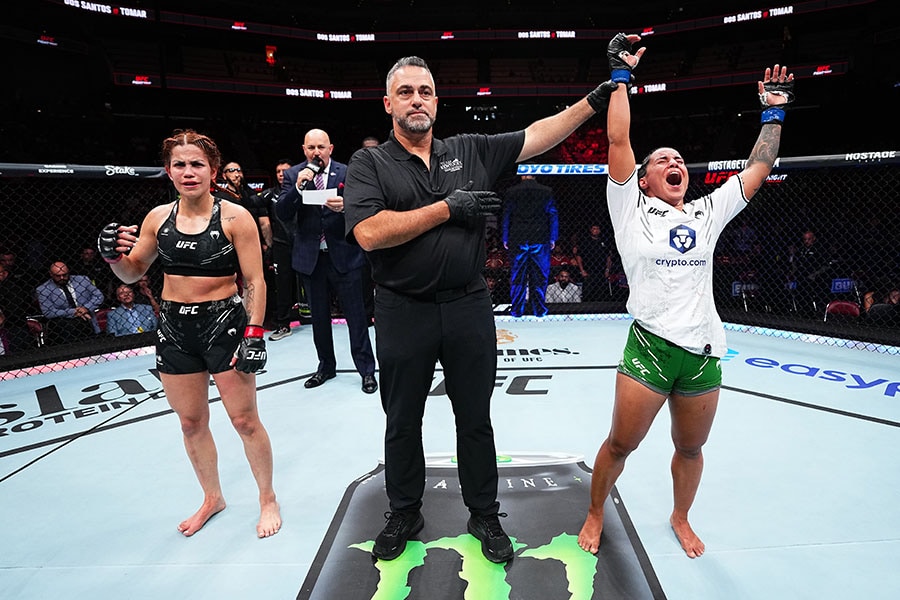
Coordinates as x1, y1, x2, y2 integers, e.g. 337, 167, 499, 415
617, 322, 721, 396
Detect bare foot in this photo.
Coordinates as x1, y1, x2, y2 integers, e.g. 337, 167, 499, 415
670, 513, 705, 558
577, 510, 604, 554
178, 498, 226, 537
257, 500, 282, 538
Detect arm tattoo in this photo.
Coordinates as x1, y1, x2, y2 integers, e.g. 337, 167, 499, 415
244, 281, 257, 320
746, 124, 781, 171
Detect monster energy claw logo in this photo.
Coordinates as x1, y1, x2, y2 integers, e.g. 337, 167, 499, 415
349, 533, 598, 600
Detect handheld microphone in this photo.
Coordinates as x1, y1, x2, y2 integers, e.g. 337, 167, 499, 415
306, 156, 325, 174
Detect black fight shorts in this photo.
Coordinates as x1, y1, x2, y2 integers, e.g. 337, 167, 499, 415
156, 295, 247, 375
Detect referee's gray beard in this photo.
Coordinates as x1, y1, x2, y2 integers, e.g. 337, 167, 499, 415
397, 113, 435, 134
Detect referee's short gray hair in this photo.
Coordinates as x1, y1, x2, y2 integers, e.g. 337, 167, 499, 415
385, 56, 432, 95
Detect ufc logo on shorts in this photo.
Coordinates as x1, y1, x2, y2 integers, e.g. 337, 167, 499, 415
175, 240, 198, 249
178, 306, 199, 315
631, 357, 650, 376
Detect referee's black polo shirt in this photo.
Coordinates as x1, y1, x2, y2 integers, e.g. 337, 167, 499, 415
344, 130, 525, 300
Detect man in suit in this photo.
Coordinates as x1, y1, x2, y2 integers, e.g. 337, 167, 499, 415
276, 129, 377, 394
35, 261, 105, 344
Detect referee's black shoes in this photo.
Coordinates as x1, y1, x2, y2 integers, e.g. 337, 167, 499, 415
467, 512, 514, 563
372, 510, 424, 561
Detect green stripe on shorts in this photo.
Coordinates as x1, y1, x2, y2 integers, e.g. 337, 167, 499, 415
618, 322, 721, 396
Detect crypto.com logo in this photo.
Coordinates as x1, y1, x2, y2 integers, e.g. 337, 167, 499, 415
670, 225, 696, 254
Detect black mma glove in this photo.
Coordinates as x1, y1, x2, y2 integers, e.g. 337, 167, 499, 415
98, 222, 124, 264
608, 33, 640, 83
759, 73, 795, 125
586, 80, 620, 113
232, 325, 267, 373
445, 181, 502, 227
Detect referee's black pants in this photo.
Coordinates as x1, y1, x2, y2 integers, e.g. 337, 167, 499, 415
375, 284, 501, 517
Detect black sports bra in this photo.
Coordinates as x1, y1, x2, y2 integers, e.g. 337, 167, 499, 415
156, 199, 239, 277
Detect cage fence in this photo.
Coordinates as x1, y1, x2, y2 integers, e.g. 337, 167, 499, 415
1, 153, 898, 380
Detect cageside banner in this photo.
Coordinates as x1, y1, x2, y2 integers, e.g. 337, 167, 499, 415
2, 151, 895, 181
0, 163, 167, 178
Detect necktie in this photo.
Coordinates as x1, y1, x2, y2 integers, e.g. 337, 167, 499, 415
315, 172, 327, 250
61, 284, 77, 308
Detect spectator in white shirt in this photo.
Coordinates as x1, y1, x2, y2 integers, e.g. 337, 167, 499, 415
545, 269, 581, 303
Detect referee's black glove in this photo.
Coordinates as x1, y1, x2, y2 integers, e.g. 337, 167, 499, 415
445, 181, 502, 227
587, 80, 620, 113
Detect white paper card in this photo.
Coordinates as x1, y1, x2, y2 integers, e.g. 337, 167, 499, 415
302, 188, 338, 205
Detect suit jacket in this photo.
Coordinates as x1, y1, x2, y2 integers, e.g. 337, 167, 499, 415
35, 275, 105, 333
275, 159, 366, 276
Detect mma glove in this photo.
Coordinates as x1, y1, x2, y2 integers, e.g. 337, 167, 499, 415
759, 77, 795, 125
445, 181, 502, 227
608, 33, 640, 84
233, 325, 268, 373
586, 80, 620, 113
98, 222, 125, 264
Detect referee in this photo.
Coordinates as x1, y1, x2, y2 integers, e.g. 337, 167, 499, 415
344, 55, 620, 564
